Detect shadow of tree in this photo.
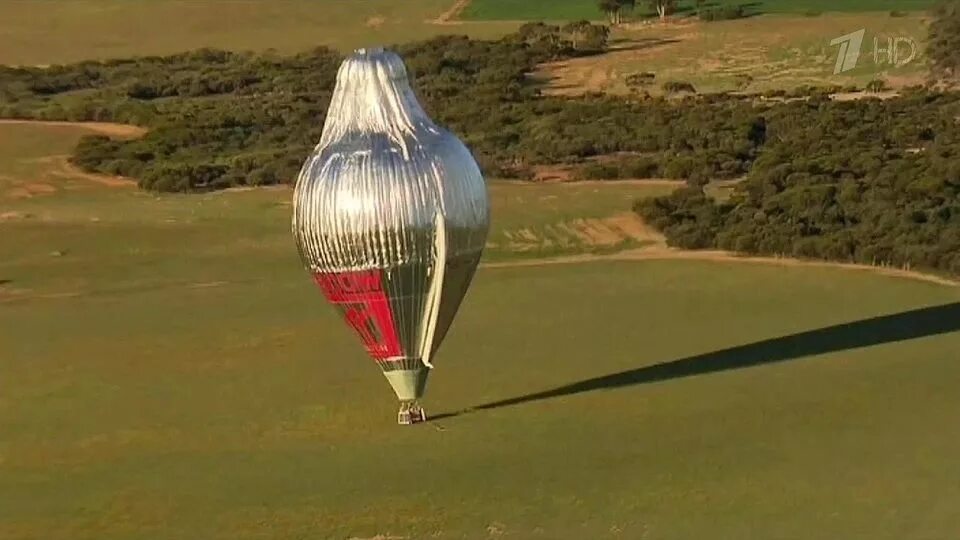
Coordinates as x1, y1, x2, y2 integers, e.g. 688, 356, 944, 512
433, 302, 960, 421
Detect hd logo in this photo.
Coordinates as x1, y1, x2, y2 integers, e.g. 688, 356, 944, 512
829, 29, 918, 75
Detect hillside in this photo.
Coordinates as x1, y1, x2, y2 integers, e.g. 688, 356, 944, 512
2, 21, 959, 277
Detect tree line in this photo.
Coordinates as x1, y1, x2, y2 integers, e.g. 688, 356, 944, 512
634, 2, 960, 277
636, 90, 960, 275
0, 22, 768, 190
1, 12, 959, 276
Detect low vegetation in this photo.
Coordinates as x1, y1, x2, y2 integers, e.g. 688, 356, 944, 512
630, 6, 959, 276
699, 5, 748, 20
1, 8, 958, 277
928, 1, 960, 84
461, 0, 941, 21
636, 91, 960, 275
0, 23, 768, 190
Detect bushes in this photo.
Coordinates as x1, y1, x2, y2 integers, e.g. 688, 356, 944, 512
622, 155, 660, 178
866, 79, 888, 93
699, 5, 746, 21
624, 71, 656, 90
662, 81, 696, 94
635, 91, 960, 276
1, 26, 626, 191
0, 25, 781, 192
581, 155, 661, 180
581, 162, 620, 180
5, 25, 960, 277
139, 163, 230, 191
929, 1, 960, 82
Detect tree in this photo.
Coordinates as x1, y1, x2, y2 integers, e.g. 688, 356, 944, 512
562, 20, 592, 49
597, 0, 619, 24
929, 1, 960, 83
647, 0, 677, 21
866, 79, 888, 93
516, 22, 560, 43
583, 24, 611, 50
618, 0, 636, 24
597, 0, 634, 25
560, 21, 610, 52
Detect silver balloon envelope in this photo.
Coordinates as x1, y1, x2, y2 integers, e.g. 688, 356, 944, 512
292, 48, 489, 422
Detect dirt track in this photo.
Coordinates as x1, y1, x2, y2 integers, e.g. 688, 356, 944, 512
53, 157, 134, 187
0, 119, 146, 138
432, 0, 471, 24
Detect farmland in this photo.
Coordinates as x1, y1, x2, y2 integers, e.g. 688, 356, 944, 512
536, 12, 929, 95
461, 0, 941, 21
2, 119, 960, 540
0, 0, 517, 66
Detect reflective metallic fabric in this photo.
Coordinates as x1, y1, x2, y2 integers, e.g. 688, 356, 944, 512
292, 48, 489, 402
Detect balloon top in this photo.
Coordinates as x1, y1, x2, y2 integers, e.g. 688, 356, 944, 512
320, 47, 428, 151
354, 47, 385, 55
336, 47, 408, 84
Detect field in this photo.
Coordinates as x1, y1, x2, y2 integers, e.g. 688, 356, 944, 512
3, 3, 960, 538
3, 121, 960, 539
462, 0, 941, 21
0, 0, 518, 66
537, 12, 930, 95
0, 1, 934, 97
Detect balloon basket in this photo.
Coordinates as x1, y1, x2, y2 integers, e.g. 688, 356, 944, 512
397, 401, 426, 425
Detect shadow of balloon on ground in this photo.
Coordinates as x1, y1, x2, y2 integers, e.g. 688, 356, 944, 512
431, 301, 960, 421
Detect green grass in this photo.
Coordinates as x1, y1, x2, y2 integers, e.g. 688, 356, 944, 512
462, 0, 609, 21
3, 124, 960, 539
0, 0, 519, 66
486, 180, 674, 259
462, 0, 940, 21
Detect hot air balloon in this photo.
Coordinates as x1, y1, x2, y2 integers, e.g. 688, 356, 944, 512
292, 48, 490, 425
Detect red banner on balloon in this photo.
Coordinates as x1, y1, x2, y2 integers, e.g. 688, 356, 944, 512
313, 270, 403, 361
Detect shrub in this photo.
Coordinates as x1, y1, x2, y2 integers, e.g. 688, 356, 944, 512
581, 162, 619, 180
662, 80, 696, 94
700, 5, 746, 21
624, 71, 656, 89
622, 156, 660, 178
866, 79, 888, 93
733, 74, 754, 90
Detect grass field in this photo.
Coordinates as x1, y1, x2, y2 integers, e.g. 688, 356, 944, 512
538, 12, 929, 95
0, 1, 933, 96
462, 0, 941, 21
3, 123, 960, 539
0, 0, 518, 66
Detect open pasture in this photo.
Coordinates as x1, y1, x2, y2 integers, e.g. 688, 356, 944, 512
0, 0, 518, 66
0, 1, 933, 97
2, 123, 960, 539
461, 0, 940, 21
537, 12, 929, 95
